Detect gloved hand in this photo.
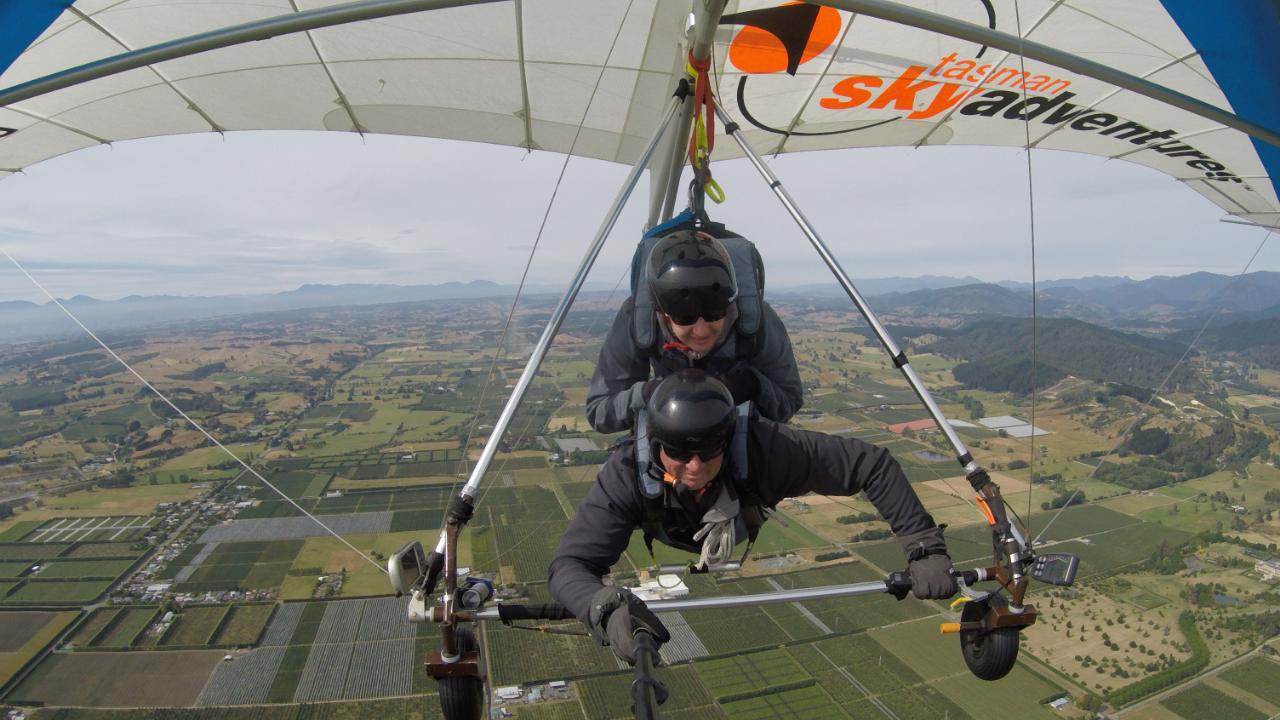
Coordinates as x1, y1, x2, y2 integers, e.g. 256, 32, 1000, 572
588, 587, 671, 665
717, 361, 760, 406
639, 378, 660, 406
898, 526, 958, 599
658, 345, 692, 374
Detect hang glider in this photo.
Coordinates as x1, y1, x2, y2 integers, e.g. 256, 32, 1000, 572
1, 0, 1278, 228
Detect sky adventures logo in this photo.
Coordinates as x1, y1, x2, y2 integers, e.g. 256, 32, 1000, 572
723, 4, 1247, 186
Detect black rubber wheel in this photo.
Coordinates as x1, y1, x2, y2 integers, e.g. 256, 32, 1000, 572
439, 626, 485, 720
959, 598, 1020, 681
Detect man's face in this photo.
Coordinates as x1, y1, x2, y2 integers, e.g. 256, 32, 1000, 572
663, 314, 726, 354
658, 445, 724, 492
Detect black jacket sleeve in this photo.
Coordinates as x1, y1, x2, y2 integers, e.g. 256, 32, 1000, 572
746, 301, 804, 423
747, 419, 936, 540
547, 452, 644, 625
584, 297, 652, 434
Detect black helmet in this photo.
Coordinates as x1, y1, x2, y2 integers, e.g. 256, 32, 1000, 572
647, 230, 737, 326
646, 369, 736, 461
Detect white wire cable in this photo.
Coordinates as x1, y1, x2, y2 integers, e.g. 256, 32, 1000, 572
2, 246, 388, 575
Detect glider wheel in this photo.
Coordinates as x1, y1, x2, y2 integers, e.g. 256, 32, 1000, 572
959, 597, 1020, 681
439, 626, 485, 720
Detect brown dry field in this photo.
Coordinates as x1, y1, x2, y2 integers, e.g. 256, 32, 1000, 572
12, 650, 223, 707
1022, 590, 1189, 696
0, 611, 58, 652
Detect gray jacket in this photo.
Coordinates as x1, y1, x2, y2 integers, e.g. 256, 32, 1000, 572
547, 418, 937, 625
584, 297, 803, 433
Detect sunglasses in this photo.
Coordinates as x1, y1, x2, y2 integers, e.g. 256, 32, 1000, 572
666, 307, 728, 326
659, 442, 726, 463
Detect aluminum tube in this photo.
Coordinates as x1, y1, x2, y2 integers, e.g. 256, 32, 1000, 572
718, 106, 974, 464
812, 0, 1280, 149
432, 94, 684, 554
473, 580, 890, 620
0, 0, 505, 108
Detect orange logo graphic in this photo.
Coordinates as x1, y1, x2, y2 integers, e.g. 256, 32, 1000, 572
724, 3, 841, 76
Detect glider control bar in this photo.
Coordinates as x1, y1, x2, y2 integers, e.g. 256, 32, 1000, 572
809, 0, 1280, 149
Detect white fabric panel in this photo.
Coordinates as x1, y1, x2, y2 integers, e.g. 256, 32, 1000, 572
0, 0, 1275, 222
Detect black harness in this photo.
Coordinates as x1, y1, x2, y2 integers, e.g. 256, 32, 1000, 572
633, 404, 771, 563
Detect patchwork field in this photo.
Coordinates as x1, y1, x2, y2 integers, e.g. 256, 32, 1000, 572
0, 610, 77, 687
10, 650, 225, 707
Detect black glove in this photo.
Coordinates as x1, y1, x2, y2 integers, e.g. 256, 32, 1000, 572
658, 346, 692, 374
587, 587, 671, 665
717, 361, 760, 406
639, 378, 660, 406
898, 526, 958, 600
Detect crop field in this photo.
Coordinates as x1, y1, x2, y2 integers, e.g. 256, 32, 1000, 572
342, 637, 414, 699
196, 645, 288, 705
1219, 657, 1280, 706
487, 620, 619, 686
9, 696, 443, 720
67, 607, 119, 647
1161, 683, 1267, 720
265, 644, 312, 702
64, 542, 143, 559
789, 635, 914, 695
855, 504, 1185, 579
314, 598, 363, 644
0, 610, 76, 687
175, 540, 302, 592
0, 560, 31, 576
0, 542, 70, 560
210, 604, 275, 645
716, 683, 846, 719
10, 650, 224, 707
6, 579, 113, 604
163, 606, 230, 646
35, 558, 135, 579
23, 516, 155, 543
293, 642, 354, 701
697, 648, 809, 701
873, 617, 1066, 718
92, 607, 158, 648
196, 510, 391, 543
579, 666, 715, 719
259, 602, 304, 646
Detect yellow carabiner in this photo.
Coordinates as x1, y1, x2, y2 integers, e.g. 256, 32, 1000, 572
703, 177, 725, 204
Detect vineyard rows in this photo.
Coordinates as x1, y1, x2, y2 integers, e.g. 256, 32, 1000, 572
293, 643, 353, 701
656, 612, 708, 664
260, 603, 304, 646
197, 646, 287, 705
314, 600, 362, 645
356, 597, 414, 641
343, 638, 413, 699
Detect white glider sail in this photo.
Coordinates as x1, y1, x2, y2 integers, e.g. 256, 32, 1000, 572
1, 0, 1277, 225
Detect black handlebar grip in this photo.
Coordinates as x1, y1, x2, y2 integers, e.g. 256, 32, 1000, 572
885, 571, 913, 601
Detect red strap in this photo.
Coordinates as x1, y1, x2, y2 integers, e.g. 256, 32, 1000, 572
686, 52, 715, 169
662, 341, 692, 353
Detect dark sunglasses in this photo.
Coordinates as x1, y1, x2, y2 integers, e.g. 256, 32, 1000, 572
665, 303, 729, 326
659, 442, 726, 463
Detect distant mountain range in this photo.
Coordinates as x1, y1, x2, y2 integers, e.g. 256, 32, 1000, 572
3, 271, 1279, 344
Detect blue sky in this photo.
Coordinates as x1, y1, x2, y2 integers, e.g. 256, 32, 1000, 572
0, 130, 1274, 303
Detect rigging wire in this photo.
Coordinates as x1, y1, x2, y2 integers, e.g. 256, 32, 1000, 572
1032, 228, 1274, 546
448, 0, 637, 503
0, 246, 388, 575
1013, 0, 1041, 541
